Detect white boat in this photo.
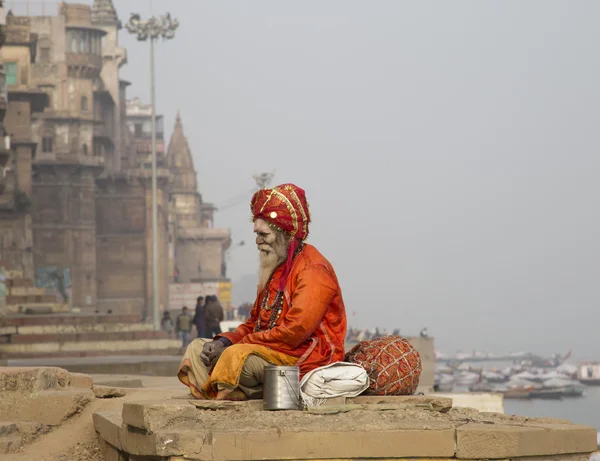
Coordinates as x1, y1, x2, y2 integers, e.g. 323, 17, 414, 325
578, 361, 600, 385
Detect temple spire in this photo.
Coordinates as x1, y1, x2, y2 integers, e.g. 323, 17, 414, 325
91, 0, 119, 27
167, 113, 198, 193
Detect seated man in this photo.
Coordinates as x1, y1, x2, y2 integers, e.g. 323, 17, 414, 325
178, 183, 347, 400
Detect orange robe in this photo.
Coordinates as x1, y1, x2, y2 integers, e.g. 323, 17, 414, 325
218, 244, 347, 377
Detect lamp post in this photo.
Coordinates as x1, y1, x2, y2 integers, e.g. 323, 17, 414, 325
125, 13, 179, 330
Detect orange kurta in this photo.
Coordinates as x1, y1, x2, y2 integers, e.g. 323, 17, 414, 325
217, 244, 347, 377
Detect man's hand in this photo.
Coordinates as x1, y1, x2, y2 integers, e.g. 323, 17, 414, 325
200, 340, 225, 368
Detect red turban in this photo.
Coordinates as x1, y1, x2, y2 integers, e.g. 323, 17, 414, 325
251, 183, 311, 291
251, 183, 311, 241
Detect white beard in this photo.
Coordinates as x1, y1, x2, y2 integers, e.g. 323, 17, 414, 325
257, 233, 290, 292
258, 250, 282, 292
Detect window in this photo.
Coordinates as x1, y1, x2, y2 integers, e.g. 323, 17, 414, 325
82, 144, 88, 156
42, 136, 53, 153
81, 96, 88, 112
5, 62, 17, 86
134, 124, 143, 137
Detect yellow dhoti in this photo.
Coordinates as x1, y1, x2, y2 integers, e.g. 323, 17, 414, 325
177, 338, 297, 399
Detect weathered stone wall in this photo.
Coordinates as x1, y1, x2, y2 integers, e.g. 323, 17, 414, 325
32, 167, 98, 309
96, 178, 146, 313
0, 214, 33, 278
176, 237, 224, 282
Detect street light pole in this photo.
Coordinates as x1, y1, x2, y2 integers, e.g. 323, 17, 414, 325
125, 13, 179, 331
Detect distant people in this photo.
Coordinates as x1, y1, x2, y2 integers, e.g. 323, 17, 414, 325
192, 296, 206, 339
420, 327, 429, 338
161, 311, 175, 337
204, 295, 224, 338
176, 306, 193, 348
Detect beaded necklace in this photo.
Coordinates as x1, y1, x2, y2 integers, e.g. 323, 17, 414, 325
254, 242, 304, 332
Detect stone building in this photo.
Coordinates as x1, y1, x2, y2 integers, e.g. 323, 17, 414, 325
96, 95, 171, 317
165, 113, 231, 311
0, 10, 49, 279
0, 1, 232, 318
0, 1, 122, 309
167, 114, 230, 282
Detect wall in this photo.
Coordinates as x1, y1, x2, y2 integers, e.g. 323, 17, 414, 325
407, 336, 435, 393
168, 282, 220, 311
175, 238, 226, 282
32, 167, 98, 308
95, 178, 146, 314
0, 214, 33, 278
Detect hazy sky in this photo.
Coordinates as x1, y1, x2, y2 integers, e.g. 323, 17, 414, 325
41, 1, 600, 356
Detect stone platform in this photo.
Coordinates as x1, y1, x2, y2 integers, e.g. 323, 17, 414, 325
0, 314, 181, 359
94, 394, 597, 461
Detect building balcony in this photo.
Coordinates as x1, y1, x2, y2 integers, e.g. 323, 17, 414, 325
8, 86, 49, 113
34, 151, 105, 169
66, 53, 102, 79
93, 123, 115, 143
134, 138, 165, 155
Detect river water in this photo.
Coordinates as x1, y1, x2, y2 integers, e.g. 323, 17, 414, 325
504, 384, 600, 430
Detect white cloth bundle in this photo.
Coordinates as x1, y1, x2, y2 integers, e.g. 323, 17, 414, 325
299, 362, 369, 403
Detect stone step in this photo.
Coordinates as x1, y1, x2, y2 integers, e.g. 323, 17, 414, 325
0, 338, 182, 358
0, 348, 182, 360
5, 303, 70, 315
9, 330, 172, 344
6, 295, 57, 304
4, 313, 142, 326
7, 287, 46, 296
4, 277, 31, 288
0, 322, 155, 336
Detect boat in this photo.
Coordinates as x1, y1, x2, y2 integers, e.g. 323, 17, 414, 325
529, 388, 563, 400
543, 377, 585, 398
578, 361, 600, 385
502, 388, 532, 399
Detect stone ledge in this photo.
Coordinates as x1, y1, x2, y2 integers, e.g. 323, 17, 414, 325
95, 398, 598, 461
456, 422, 597, 459
96, 410, 456, 459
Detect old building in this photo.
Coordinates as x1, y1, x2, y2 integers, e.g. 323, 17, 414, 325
165, 114, 232, 311
96, 95, 170, 317
0, 1, 233, 319
0, 11, 48, 279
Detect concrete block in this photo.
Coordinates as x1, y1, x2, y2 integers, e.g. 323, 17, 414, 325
70, 372, 94, 389
456, 422, 597, 459
208, 424, 456, 460
0, 389, 94, 425
98, 439, 128, 461
0, 366, 71, 392
93, 411, 123, 450
122, 400, 196, 433
350, 394, 453, 412
514, 455, 591, 461
94, 386, 128, 398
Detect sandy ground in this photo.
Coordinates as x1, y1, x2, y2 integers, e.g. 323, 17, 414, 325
3, 376, 185, 461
